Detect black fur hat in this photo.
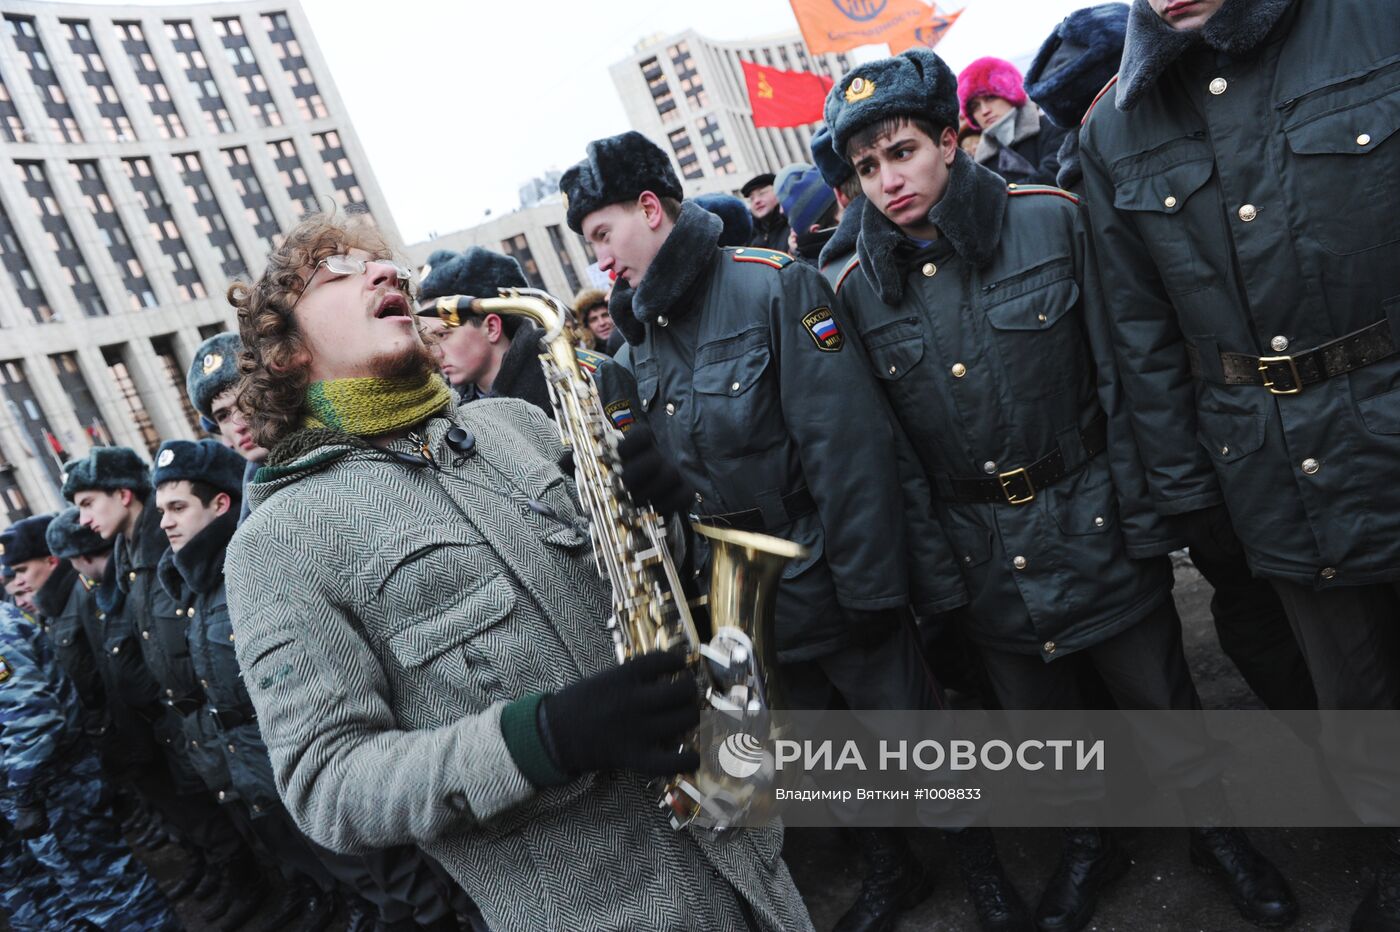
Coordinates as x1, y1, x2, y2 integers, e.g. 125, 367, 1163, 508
824, 48, 959, 159
1, 514, 55, 566
809, 125, 853, 189
418, 247, 528, 304
1024, 3, 1130, 129
45, 507, 109, 560
62, 447, 150, 502
152, 439, 247, 498
560, 131, 683, 234
693, 193, 754, 248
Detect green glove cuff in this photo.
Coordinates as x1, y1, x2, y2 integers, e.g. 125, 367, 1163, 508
500, 693, 569, 788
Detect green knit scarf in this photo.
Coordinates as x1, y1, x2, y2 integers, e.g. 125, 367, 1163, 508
302, 373, 454, 437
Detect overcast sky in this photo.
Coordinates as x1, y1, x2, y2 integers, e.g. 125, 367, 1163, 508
298, 0, 1099, 244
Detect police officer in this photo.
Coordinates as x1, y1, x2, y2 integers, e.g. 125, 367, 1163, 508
561, 129, 961, 931
741, 171, 792, 251
827, 48, 1297, 931
64, 447, 258, 927
0, 599, 179, 931
1078, 1, 1400, 926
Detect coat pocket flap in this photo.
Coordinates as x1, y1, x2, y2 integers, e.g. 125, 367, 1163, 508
1112, 155, 1213, 214
950, 526, 993, 568
693, 344, 772, 397
1195, 407, 1268, 461
1357, 385, 1400, 435
865, 319, 925, 380
1284, 80, 1400, 156
984, 278, 1080, 331
389, 574, 517, 668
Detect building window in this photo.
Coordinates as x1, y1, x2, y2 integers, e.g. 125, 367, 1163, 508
697, 116, 735, 174
173, 151, 246, 279
500, 234, 544, 290
667, 128, 704, 180
0, 450, 31, 523
0, 69, 25, 142
221, 146, 279, 248
545, 225, 582, 294
71, 161, 157, 311
312, 130, 365, 208
4, 15, 83, 143
102, 347, 161, 453
123, 157, 205, 301
268, 138, 315, 215
62, 19, 134, 141
114, 21, 185, 139
15, 161, 105, 316
49, 351, 109, 445
263, 12, 328, 121
0, 199, 53, 322
0, 359, 65, 484
150, 336, 201, 433
213, 17, 281, 129
165, 21, 234, 134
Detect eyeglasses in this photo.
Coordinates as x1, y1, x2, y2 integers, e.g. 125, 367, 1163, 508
289, 254, 413, 311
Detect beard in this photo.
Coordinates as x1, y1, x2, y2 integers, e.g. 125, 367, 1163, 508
364, 338, 438, 382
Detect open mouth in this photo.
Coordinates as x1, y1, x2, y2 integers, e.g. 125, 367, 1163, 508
375, 292, 410, 319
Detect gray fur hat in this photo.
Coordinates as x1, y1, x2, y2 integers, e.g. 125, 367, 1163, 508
186, 331, 241, 430
62, 447, 150, 502
824, 48, 960, 159
0, 514, 54, 566
152, 439, 246, 498
45, 507, 109, 560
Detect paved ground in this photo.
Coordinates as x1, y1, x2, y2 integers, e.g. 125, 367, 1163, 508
4, 559, 1374, 931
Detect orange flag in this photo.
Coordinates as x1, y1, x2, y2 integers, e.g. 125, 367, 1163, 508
892, 4, 965, 53
742, 61, 835, 128
790, 0, 935, 55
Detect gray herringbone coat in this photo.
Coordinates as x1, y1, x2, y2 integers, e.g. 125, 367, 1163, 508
225, 398, 813, 932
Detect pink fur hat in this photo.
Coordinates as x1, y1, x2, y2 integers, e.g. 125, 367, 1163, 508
957, 56, 1028, 128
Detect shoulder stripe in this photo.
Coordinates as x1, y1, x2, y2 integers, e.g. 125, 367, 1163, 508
1007, 184, 1081, 205
1082, 74, 1119, 127
732, 246, 794, 270
573, 347, 605, 373
834, 256, 862, 293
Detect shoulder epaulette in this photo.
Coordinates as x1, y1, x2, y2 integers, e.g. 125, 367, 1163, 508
573, 347, 605, 374
1082, 74, 1119, 127
732, 247, 794, 270
1007, 183, 1081, 205
834, 256, 862, 293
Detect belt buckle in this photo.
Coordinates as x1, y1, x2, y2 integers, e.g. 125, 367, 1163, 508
1258, 355, 1302, 395
998, 467, 1036, 505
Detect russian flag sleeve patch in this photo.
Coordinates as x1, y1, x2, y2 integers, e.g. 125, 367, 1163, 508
802, 307, 844, 352
604, 399, 636, 432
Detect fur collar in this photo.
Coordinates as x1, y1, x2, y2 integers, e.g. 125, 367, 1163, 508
95, 557, 123, 615
31, 559, 77, 621
488, 322, 553, 414
608, 200, 723, 346
159, 508, 238, 603
115, 500, 169, 588
1055, 131, 1083, 191
974, 102, 1042, 163
819, 195, 865, 270
1118, 0, 1296, 111
856, 150, 1007, 304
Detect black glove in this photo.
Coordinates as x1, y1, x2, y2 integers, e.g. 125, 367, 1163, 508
541, 651, 701, 778
1172, 502, 1244, 564
13, 802, 48, 840
617, 426, 696, 516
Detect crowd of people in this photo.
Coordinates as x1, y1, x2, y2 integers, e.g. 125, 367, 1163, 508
2, 0, 1396, 930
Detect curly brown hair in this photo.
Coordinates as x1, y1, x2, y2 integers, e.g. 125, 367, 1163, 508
227, 212, 397, 450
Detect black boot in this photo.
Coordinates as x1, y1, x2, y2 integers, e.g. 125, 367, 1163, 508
165, 855, 207, 901
1189, 827, 1298, 928
296, 886, 336, 932
1035, 828, 1129, 932
1352, 832, 1400, 931
948, 827, 1032, 932
832, 828, 936, 932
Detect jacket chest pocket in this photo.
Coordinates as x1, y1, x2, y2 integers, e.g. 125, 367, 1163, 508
204, 618, 253, 712
1282, 65, 1400, 256
982, 264, 1084, 399
386, 573, 521, 711
693, 332, 781, 458
864, 317, 928, 409
1111, 136, 1219, 291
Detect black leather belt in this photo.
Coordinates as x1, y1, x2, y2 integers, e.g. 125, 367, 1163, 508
208, 707, 256, 731
691, 487, 816, 533
166, 697, 203, 718
939, 414, 1108, 506
1187, 320, 1396, 396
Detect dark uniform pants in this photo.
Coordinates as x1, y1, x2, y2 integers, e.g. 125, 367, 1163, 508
780, 616, 937, 711
1269, 580, 1400, 711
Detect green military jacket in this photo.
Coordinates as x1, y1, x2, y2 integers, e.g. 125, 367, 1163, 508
836, 151, 1177, 659
1080, 0, 1400, 586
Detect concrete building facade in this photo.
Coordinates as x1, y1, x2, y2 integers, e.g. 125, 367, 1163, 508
0, 0, 396, 523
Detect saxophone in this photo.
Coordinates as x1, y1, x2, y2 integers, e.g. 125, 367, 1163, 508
466, 288, 807, 831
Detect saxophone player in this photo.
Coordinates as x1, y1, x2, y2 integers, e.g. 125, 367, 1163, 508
222, 212, 816, 932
